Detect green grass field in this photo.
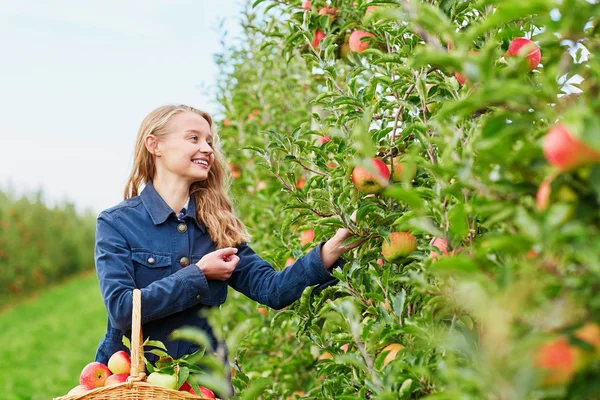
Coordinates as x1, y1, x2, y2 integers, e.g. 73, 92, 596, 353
0, 272, 107, 400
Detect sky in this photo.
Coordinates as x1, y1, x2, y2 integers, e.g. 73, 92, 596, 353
0, 0, 248, 215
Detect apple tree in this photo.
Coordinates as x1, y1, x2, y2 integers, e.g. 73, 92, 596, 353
212, 1, 600, 399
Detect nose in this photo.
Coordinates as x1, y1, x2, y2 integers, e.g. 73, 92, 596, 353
199, 139, 213, 154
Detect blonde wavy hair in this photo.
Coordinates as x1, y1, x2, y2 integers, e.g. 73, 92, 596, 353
124, 104, 250, 248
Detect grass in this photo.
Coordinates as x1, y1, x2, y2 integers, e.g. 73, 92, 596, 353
0, 271, 107, 400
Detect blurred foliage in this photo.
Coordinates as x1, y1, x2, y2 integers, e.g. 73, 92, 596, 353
208, 0, 600, 399
0, 189, 96, 307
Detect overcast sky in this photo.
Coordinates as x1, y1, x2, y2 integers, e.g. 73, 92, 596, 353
0, 0, 247, 215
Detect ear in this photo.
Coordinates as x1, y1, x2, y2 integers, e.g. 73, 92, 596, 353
144, 135, 161, 157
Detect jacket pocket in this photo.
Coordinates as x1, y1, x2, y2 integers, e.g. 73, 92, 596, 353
191, 254, 228, 306
132, 249, 172, 288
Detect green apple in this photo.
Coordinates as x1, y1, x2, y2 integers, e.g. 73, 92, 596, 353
147, 372, 178, 390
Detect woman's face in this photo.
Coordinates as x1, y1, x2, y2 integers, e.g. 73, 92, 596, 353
155, 111, 214, 184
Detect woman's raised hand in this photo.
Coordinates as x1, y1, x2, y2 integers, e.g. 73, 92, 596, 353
196, 247, 240, 280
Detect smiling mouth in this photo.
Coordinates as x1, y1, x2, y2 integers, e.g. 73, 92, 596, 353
192, 159, 209, 168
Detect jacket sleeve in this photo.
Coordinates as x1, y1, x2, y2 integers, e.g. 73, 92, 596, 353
95, 212, 210, 332
228, 241, 344, 310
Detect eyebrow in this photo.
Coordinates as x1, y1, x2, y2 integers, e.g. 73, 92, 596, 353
185, 129, 213, 141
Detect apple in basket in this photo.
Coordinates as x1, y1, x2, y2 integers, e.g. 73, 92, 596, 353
179, 382, 216, 398
147, 372, 178, 390
107, 350, 131, 374
66, 384, 94, 395
79, 361, 112, 388
105, 373, 129, 386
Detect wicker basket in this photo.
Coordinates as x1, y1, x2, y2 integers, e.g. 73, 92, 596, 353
54, 289, 217, 400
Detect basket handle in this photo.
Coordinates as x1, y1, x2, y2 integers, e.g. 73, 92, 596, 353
130, 288, 144, 377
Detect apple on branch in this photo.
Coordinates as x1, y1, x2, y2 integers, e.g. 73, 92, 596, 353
505, 37, 541, 70
349, 31, 375, 53
382, 232, 418, 262
352, 158, 390, 194
543, 123, 600, 171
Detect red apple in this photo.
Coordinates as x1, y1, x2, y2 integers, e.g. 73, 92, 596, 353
296, 178, 306, 189
223, 118, 230, 128
535, 336, 579, 386
147, 372, 178, 390
506, 37, 541, 70
429, 237, 449, 260
390, 156, 416, 182
258, 307, 268, 317
543, 124, 600, 171
67, 384, 94, 396
179, 381, 196, 394
366, 5, 378, 16
349, 30, 375, 53
341, 343, 349, 353
318, 6, 337, 20
199, 386, 216, 399
455, 72, 467, 85
107, 351, 131, 375
382, 232, 417, 262
319, 135, 330, 144
300, 229, 315, 245
352, 158, 390, 194
376, 258, 384, 266
302, 1, 311, 10
105, 373, 129, 386
312, 29, 326, 48
80, 361, 111, 388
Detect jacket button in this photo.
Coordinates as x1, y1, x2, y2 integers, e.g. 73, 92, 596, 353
147, 257, 155, 264
179, 257, 190, 267
195, 295, 201, 301
177, 223, 187, 233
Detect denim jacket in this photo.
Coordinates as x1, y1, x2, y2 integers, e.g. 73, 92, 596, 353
93, 180, 341, 375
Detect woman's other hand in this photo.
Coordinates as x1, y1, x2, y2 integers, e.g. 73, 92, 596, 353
196, 247, 240, 280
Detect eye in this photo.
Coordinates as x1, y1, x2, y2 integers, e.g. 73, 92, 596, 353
190, 135, 199, 141
207, 141, 214, 147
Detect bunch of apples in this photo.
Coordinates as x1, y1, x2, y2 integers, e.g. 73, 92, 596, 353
66, 350, 216, 398
66, 351, 132, 395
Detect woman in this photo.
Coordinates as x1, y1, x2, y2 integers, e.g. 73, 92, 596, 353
93, 105, 362, 397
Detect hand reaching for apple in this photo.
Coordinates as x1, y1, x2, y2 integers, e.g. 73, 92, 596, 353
321, 210, 367, 269
196, 247, 240, 280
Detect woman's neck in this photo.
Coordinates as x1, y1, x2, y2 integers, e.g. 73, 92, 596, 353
152, 177, 190, 213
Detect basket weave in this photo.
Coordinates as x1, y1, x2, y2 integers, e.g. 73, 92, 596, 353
54, 289, 217, 399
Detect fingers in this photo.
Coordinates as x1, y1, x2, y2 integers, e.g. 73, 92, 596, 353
216, 247, 239, 257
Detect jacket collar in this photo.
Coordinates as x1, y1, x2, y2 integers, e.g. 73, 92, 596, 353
140, 180, 206, 233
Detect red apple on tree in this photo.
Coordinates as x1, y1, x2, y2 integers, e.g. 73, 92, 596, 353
349, 31, 375, 53
382, 232, 418, 262
543, 123, 600, 171
312, 29, 326, 48
390, 156, 416, 182
302, 1, 311, 10
535, 336, 579, 386
352, 158, 390, 194
505, 37, 541, 70
107, 351, 131, 375
300, 229, 315, 245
